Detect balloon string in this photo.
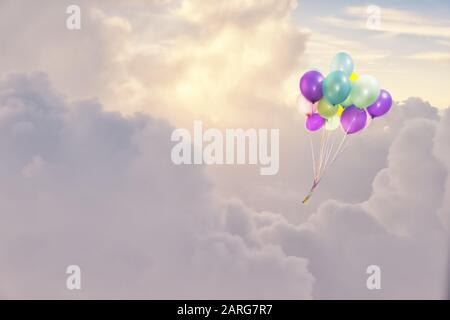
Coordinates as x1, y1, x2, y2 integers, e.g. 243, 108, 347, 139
328, 118, 354, 165
320, 129, 330, 177
321, 129, 335, 178
317, 127, 328, 179
302, 179, 319, 204
303, 128, 329, 204
316, 125, 336, 184
309, 133, 317, 181
304, 128, 324, 204
303, 120, 354, 204
315, 119, 354, 186
316, 128, 324, 180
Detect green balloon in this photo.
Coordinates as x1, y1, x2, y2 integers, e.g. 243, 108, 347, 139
317, 98, 338, 119
350, 75, 380, 109
341, 93, 353, 107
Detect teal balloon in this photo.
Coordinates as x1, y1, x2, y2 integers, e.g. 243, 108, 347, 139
350, 75, 380, 109
322, 70, 351, 105
330, 52, 354, 76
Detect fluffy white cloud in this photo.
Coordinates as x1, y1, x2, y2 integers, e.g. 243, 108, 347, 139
434, 108, 450, 229
0, 73, 313, 299
259, 105, 449, 299
1, 0, 449, 299
0, 0, 312, 220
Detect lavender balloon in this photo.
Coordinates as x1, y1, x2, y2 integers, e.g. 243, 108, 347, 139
340, 106, 367, 134
300, 70, 324, 103
306, 113, 325, 132
366, 89, 392, 118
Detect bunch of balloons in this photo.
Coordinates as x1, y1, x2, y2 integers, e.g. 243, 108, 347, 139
298, 52, 393, 204
298, 52, 392, 134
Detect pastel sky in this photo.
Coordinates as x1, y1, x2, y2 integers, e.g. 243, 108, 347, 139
295, 0, 450, 109
0, 0, 449, 299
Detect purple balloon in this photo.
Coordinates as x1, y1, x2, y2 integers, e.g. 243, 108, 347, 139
340, 106, 367, 134
300, 70, 324, 103
306, 113, 325, 131
366, 89, 392, 118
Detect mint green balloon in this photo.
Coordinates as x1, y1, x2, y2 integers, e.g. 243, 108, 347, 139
322, 70, 351, 105
350, 75, 380, 109
341, 93, 353, 107
317, 98, 338, 119
330, 52, 354, 77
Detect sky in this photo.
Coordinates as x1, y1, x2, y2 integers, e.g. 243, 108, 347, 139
295, 0, 450, 109
0, 0, 449, 299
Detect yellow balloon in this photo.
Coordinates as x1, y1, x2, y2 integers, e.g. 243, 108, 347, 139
349, 72, 359, 81
336, 105, 344, 117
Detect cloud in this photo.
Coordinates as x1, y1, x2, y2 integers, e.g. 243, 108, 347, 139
407, 52, 450, 62
304, 32, 389, 65
1, 0, 310, 125
200, 93, 448, 299
1, 0, 449, 299
0, 0, 318, 298
0, 72, 314, 299
433, 108, 450, 229
258, 103, 449, 299
319, 6, 450, 39
177, 0, 298, 26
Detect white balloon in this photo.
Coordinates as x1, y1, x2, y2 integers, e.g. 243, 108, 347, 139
297, 94, 317, 116
325, 115, 340, 131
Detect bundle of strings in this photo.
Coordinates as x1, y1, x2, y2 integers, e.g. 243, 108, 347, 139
302, 126, 350, 204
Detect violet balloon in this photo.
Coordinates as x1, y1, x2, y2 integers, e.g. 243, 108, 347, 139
340, 106, 367, 134
366, 89, 392, 118
306, 113, 325, 131
300, 70, 324, 103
